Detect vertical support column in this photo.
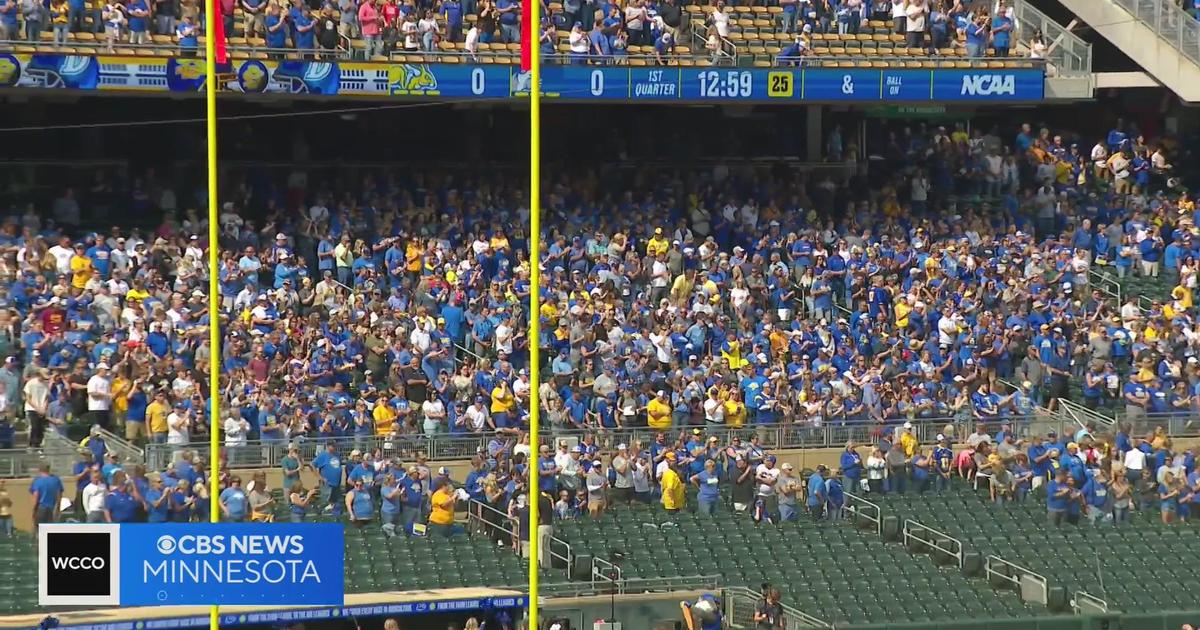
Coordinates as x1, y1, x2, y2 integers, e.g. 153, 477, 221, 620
806, 106, 822, 162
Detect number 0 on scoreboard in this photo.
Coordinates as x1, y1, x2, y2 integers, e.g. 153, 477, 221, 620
767, 71, 794, 98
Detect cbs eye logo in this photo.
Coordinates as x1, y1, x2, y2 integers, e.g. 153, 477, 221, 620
39, 524, 122, 606
156, 535, 177, 554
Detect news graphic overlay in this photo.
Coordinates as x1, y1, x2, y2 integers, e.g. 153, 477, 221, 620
39, 524, 122, 607
123, 523, 345, 606
40, 523, 344, 607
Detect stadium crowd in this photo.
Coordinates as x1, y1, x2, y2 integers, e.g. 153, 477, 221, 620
4, 111, 1197, 539
0, 0, 1044, 63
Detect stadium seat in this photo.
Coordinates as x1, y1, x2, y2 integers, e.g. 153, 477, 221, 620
550, 495, 1041, 625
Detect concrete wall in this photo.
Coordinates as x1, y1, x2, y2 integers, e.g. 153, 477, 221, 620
13, 438, 1199, 532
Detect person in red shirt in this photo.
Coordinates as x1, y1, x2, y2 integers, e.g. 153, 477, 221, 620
381, 0, 401, 53
40, 297, 66, 335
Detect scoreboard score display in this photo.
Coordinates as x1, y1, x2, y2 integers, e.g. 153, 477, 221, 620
0, 53, 1046, 102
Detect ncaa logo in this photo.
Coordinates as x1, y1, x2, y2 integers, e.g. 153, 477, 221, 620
39, 523, 122, 606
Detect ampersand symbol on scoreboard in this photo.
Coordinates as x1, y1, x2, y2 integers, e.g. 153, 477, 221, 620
841, 75, 854, 95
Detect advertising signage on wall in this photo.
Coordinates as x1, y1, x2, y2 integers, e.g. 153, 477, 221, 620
0, 53, 1045, 102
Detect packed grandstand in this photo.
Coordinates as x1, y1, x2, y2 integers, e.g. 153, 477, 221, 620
2, 0, 1200, 627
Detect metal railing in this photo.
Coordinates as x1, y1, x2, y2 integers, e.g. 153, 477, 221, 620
773, 54, 1045, 68
142, 415, 1054, 471
1012, 0, 1093, 76
0, 36, 1051, 71
465, 498, 574, 573
0, 446, 75, 478
1110, 0, 1200, 70
93, 427, 144, 463
1088, 265, 1123, 308
843, 491, 881, 535
689, 21, 737, 66
986, 555, 1049, 606
1112, 410, 1200, 439
1073, 590, 1110, 614
723, 585, 831, 629
903, 519, 964, 568
1058, 398, 1116, 427
590, 552, 623, 592
536, 574, 722, 598
0, 37, 722, 66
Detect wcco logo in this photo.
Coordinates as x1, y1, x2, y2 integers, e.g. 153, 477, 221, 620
50, 555, 107, 570
39, 524, 122, 606
960, 74, 1016, 96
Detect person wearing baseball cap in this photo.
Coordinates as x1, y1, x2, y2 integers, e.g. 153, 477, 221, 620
660, 451, 685, 513
776, 462, 802, 521
806, 465, 827, 520
611, 443, 634, 505
85, 361, 113, 430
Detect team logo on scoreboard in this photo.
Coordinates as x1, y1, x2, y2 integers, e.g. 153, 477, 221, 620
237, 60, 270, 93
388, 64, 439, 95
0, 54, 22, 88
21, 54, 99, 89
272, 61, 341, 94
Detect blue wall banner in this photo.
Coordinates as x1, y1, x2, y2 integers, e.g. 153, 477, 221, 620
121, 523, 345, 606
38, 523, 344, 608
932, 68, 1045, 101
802, 68, 881, 101
0, 53, 1046, 102
881, 70, 933, 101
25, 596, 528, 630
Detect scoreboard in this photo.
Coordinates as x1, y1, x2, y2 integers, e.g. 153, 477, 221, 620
0, 52, 1045, 102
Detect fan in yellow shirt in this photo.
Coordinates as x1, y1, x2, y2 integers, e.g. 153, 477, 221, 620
646, 391, 672, 429
372, 400, 396, 436
125, 286, 150, 305
428, 483, 457, 534
719, 337, 748, 370
894, 298, 912, 329
723, 397, 746, 428
539, 299, 560, 323
670, 272, 695, 304
660, 452, 684, 511
405, 241, 423, 274
145, 393, 171, 437
70, 248, 93, 290
491, 382, 515, 415
647, 227, 670, 258
899, 424, 919, 458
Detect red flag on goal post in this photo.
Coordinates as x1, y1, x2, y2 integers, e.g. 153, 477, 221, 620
212, 0, 228, 63
519, 0, 532, 71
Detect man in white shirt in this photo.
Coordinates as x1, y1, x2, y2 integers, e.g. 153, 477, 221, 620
167, 403, 190, 445
81, 471, 109, 523
1091, 141, 1109, 181
891, 0, 906, 32
463, 397, 489, 433
224, 415, 250, 447
48, 236, 75, 275
465, 23, 480, 59
23, 368, 51, 447
494, 314, 514, 356
1123, 443, 1146, 480
512, 370, 531, 402
904, 0, 926, 49
703, 388, 725, 425
555, 444, 582, 493
86, 362, 113, 430
650, 254, 670, 303
421, 397, 446, 436
755, 455, 781, 519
